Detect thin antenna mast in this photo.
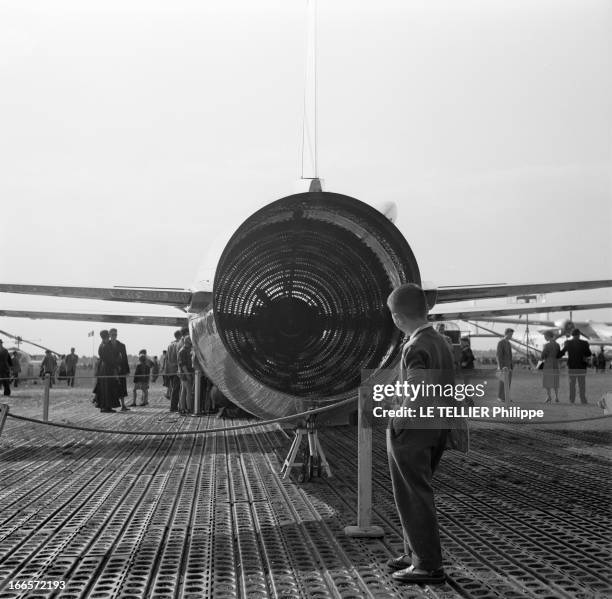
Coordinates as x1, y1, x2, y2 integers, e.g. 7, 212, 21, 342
300, 0, 321, 189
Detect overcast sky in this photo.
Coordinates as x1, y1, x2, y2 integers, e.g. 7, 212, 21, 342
1, 0, 610, 356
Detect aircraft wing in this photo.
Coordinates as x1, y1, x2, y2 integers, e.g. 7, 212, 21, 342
0, 310, 186, 327
435, 280, 612, 303
429, 302, 612, 322
0, 284, 193, 307
456, 316, 557, 327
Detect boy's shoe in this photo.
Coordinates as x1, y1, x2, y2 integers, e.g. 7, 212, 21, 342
392, 566, 445, 585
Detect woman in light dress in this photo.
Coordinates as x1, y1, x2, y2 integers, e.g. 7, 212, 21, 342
541, 330, 561, 403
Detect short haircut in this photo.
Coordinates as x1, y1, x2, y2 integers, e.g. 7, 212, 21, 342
571, 328, 581, 337
504, 328, 514, 335
181, 326, 189, 336
100, 330, 109, 339
387, 284, 427, 319
109, 328, 117, 334
174, 330, 182, 339
543, 330, 554, 340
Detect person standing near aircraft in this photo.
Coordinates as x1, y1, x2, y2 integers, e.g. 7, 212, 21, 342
459, 337, 475, 380
541, 330, 561, 403
40, 350, 57, 387
131, 354, 151, 407
97, 330, 122, 413
11, 350, 21, 388
159, 350, 169, 397
496, 328, 514, 402
166, 330, 182, 412
109, 328, 130, 412
58, 355, 67, 383
176, 327, 190, 355
385, 283, 468, 586
595, 348, 606, 372
559, 329, 591, 404
178, 336, 195, 414
151, 355, 160, 382
65, 347, 79, 387
0, 339, 13, 396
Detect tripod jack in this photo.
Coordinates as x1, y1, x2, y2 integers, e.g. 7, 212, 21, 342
280, 413, 332, 483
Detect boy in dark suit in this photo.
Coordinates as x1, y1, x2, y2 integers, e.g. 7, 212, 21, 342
385, 283, 468, 585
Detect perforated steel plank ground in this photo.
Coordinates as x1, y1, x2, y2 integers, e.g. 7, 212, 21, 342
0, 382, 610, 598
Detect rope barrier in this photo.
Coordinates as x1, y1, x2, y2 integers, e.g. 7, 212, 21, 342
2, 374, 155, 381
5, 399, 609, 436
5, 397, 356, 436
6, 367, 607, 383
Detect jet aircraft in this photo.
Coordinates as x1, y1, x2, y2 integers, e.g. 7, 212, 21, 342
1, 188, 611, 421
467, 315, 612, 351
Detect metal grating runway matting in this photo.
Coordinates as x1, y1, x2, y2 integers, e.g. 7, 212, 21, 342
0, 391, 610, 599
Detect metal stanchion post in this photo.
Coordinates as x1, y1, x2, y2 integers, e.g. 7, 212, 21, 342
0, 404, 8, 439
43, 373, 50, 422
194, 368, 201, 415
344, 386, 384, 538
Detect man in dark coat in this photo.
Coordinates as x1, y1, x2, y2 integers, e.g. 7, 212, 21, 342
96, 330, 122, 413
166, 330, 182, 412
0, 339, 13, 396
385, 284, 468, 586
559, 329, 592, 404
40, 350, 58, 387
109, 328, 130, 412
64, 348, 79, 387
496, 328, 514, 401
11, 350, 21, 388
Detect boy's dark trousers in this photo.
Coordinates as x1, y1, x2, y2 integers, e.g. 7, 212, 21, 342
387, 425, 447, 571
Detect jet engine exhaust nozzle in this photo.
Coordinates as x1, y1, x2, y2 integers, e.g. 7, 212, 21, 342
212, 192, 420, 403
